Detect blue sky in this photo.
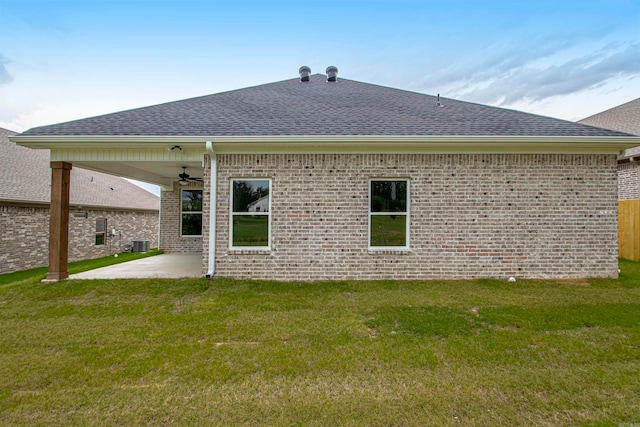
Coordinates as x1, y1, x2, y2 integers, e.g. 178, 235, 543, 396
1, 0, 638, 133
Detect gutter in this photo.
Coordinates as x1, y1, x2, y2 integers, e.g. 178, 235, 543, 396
205, 141, 216, 279
0, 198, 159, 212
618, 156, 640, 164
10, 134, 640, 143
12, 134, 639, 154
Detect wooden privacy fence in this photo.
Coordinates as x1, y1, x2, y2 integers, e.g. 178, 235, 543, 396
619, 200, 640, 261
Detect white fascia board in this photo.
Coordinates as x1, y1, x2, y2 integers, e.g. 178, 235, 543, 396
10, 135, 209, 150
209, 135, 640, 155
10, 134, 640, 154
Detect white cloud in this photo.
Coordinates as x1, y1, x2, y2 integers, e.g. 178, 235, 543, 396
460, 43, 640, 106
410, 38, 640, 120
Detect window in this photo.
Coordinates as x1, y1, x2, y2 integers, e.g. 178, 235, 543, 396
230, 179, 271, 249
181, 189, 203, 236
369, 180, 409, 249
95, 218, 107, 246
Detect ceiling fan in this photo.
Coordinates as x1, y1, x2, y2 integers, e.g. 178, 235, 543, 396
178, 166, 203, 185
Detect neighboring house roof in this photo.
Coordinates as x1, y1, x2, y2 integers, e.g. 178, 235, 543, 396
20, 74, 630, 138
247, 195, 269, 212
578, 98, 640, 157
579, 98, 640, 136
0, 127, 159, 210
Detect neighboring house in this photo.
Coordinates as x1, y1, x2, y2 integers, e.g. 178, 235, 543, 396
247, 195, 269, 213
578, 98, 640, 200
11, 68, 640, 281
0, 127, 159, 275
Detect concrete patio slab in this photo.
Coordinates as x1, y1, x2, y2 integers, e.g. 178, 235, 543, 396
69, 254, 203, 279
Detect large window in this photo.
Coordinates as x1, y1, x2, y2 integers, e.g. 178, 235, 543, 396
369, 179, 409, 249
181, 189, 203, 236
230, 179, 271, 249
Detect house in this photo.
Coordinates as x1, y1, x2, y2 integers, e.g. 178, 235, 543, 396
10, 68, 640, 281
0, 127, 159, 275
578, 98, 640, 200
247, 195, 269, 213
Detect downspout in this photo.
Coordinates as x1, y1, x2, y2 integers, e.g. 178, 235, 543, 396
157, 190, 162, 252
205, 141, 216, 279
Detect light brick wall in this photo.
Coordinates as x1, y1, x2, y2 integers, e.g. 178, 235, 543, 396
0, 205, 48, 274
0, 204, 158, 274
159, 182, 203, 254
618, 162, 639, 200
67, 209, 159, 261
202, 153, 618, 280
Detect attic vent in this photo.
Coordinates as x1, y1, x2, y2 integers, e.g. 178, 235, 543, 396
299, 66, 311, 82
326, 66, 338, 82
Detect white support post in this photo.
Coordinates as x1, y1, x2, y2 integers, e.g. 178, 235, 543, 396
205, 141, 217, 278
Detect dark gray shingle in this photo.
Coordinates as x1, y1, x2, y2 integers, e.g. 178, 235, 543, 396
21, 74, 630, 137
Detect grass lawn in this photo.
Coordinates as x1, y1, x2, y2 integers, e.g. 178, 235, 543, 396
1, 260, 639, 426
0, 249, 161, 286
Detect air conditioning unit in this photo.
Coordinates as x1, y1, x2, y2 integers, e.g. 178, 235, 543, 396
131, 240, 150, 253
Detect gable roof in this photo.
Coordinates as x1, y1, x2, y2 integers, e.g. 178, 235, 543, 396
0, 127, 159, 210
20, 74, 630, 138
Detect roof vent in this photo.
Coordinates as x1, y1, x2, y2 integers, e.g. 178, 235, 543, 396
299, 66, 311, 82
326, 66, 338, 82
436, 93, 444, 107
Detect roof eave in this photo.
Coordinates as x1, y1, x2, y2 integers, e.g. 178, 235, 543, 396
10, 134, 639, 154
0, 198, 159, 211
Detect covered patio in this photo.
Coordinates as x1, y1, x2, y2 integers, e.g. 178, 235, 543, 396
7, 136, 213, 281
69, 254, 202, 279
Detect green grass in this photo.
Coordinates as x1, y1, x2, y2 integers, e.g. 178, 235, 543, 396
0, 249, 161, 285
1, 260, 639, 425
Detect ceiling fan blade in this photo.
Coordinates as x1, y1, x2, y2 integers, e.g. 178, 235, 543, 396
178, 167, 203, 183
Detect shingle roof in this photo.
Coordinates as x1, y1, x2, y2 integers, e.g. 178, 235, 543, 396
578, 98, 640, 156
0, 127, 159, 210
578, 98, 640, 136
21, 74, 630, 138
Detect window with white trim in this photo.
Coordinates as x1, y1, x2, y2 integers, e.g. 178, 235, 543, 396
181, 189, 203, 236
95, 218, 107, 246
230, 179, 271, 249
369, 179, 409, 249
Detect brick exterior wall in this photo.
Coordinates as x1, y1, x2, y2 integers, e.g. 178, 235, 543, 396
159, 182, 203, 254
618, 162, 640, 200
201, 153, 619, 280
0, 204, 158, 274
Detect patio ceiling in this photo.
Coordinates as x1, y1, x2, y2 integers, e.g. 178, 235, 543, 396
70, 159, 205, 188
29, 141, 212, 188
